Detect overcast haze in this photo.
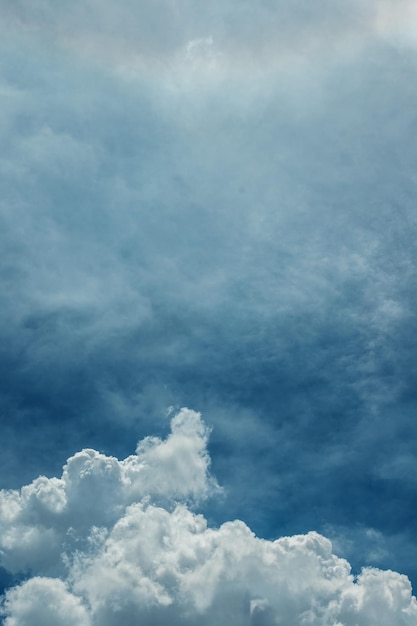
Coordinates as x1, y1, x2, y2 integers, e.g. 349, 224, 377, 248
1, 1, 417, 623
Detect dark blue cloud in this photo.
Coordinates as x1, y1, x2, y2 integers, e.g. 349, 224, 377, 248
1, 1, 417, 595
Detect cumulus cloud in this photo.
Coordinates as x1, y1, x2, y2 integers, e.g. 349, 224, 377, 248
0, 410, 416, 625
2, 578, 91, 626
0, 409, 216, 577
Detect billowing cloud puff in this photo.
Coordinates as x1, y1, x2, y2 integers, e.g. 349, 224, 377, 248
2, 578, 90, 626
0, 409, 216, 576
0, 410, 416, 625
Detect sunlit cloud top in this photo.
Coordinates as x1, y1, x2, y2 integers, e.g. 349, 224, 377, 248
1, 410, 416, 625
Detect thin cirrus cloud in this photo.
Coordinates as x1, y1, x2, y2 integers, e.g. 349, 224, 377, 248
1, 410, 416, 626
1, 0, 417, 606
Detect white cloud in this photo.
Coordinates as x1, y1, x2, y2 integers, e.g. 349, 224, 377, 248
0, 409, 217, 576
2, 577, 91, 626
1, 410, 416, 625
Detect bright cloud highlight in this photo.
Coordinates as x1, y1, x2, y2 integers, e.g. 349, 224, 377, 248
0, 409, 415, 625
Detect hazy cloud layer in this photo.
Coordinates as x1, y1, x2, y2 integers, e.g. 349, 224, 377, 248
1, 411, 416, 626
2, 0, 417, 67
1, 0, 417, 593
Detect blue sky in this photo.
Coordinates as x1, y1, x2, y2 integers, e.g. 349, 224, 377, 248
1, 1, 417, 623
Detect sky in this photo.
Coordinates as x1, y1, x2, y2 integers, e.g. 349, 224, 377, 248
1, 0, 417, 623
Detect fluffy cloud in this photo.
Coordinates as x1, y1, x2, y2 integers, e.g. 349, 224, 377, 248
0, 410, 416, 625
2, 578, 91, 626
0, 409, 216, 576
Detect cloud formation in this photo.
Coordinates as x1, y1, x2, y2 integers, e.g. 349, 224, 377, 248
0, 410, 416, 625
1, 0, 417, 597
2, 0, 417, 71
0, 409, 216, 576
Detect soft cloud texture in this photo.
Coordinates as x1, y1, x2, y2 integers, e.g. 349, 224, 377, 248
2, 0, 417, 70
0, 409, 216, 576
1, 0, 417, 594
1, 410, 416, 626
2, 578, 91, 626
